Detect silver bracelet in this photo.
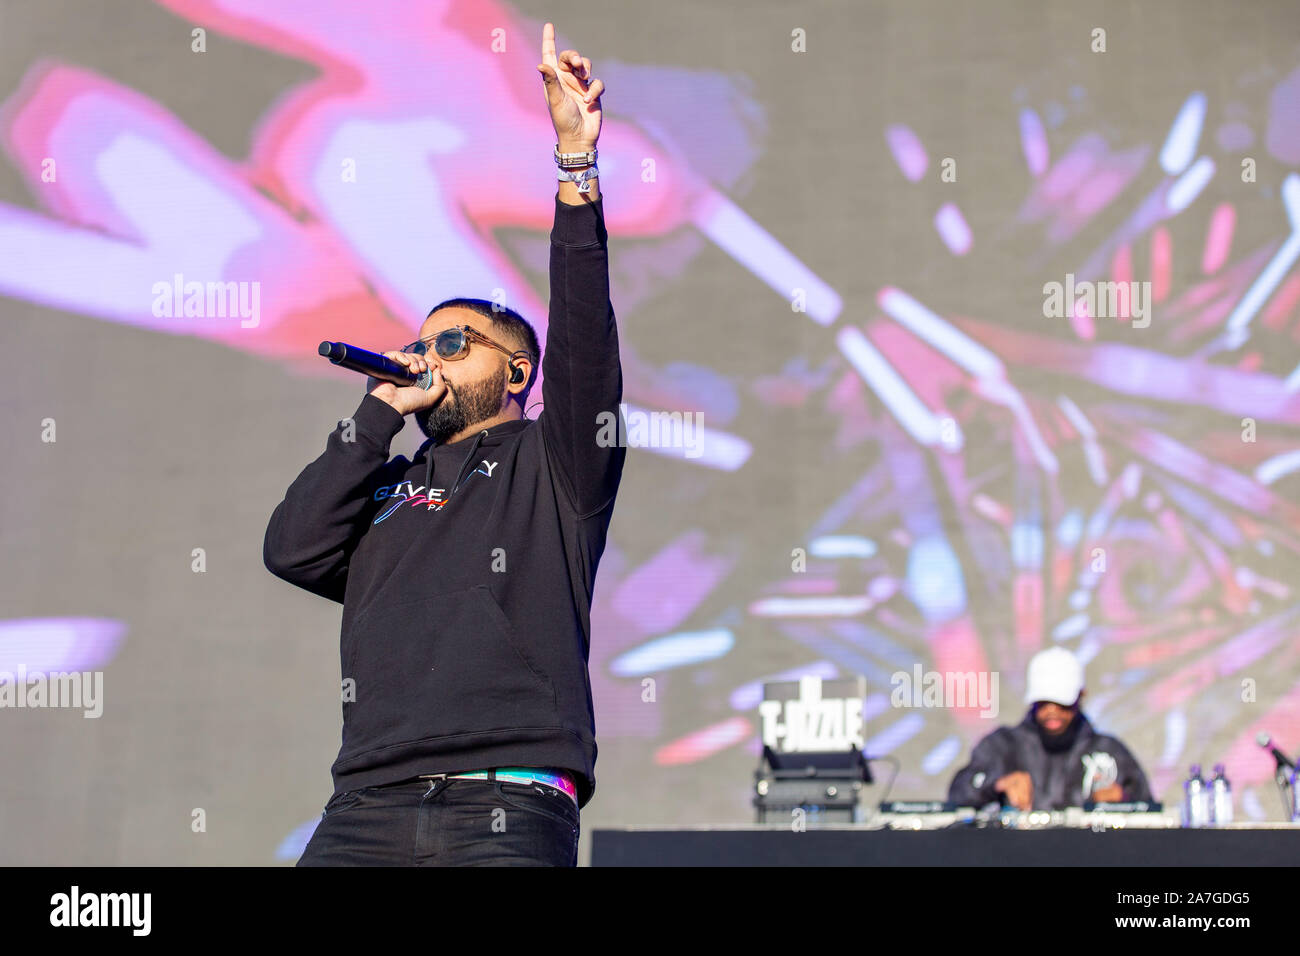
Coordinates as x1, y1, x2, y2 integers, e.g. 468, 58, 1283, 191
557, 165, 599, 194
554, 144, 597, 169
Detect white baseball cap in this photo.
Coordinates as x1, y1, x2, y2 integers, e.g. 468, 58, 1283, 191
1024, 647, 1084, 706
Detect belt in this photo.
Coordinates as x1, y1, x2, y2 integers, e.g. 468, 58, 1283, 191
418, 767, 579, 807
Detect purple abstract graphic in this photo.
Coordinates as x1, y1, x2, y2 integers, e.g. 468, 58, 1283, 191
590, 60, 1300, 815
0, 1, 1297, 859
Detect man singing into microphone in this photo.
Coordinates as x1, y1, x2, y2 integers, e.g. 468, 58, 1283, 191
263, 23, 621, 866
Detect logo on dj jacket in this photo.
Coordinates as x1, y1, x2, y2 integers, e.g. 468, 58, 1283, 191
372, 460, 498, 522
1081, 751, 1118, 798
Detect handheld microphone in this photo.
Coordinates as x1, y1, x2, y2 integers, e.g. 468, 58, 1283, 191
318, 341, 434, 390
1256, 732, 1295, 770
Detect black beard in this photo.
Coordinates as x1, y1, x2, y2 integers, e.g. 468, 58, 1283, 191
417, 364, 507, 444
1033, 707, 1083, 753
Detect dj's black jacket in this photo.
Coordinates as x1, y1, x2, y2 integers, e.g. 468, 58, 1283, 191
947, 709, 1153, 810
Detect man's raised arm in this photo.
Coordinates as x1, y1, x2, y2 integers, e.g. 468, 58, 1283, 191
536, 24, 623, 516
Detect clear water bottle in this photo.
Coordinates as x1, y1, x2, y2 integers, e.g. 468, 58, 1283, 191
1182, 764, 1210, 828
1209, 764, 1232, 825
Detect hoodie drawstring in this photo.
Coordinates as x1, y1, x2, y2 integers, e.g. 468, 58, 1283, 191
452, 430, 489, 496
423, 440, 435, 497
422, 429, 489, 503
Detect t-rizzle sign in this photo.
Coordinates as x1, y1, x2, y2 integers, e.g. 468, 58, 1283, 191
758, 675, 867, 753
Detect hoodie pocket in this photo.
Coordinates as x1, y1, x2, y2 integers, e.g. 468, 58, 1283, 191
342, 585, 558, 745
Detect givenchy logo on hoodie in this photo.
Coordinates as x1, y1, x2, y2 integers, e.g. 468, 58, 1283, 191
372, 461, 498, 522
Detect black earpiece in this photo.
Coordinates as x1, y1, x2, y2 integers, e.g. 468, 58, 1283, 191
508, 351, 531, 386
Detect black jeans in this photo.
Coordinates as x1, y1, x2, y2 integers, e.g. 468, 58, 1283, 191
297, 774, 580, 866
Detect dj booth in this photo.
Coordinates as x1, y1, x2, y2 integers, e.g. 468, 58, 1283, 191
591, 821, 1300, 866
594, 678, 1300, 866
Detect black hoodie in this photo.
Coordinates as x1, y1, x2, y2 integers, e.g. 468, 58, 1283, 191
947, 709, 1153, 810
263, 195, 624, 809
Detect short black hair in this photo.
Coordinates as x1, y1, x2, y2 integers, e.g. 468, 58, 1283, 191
425, 297, 540, 396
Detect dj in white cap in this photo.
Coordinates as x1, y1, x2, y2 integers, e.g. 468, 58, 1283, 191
947, 647, 1152, 811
